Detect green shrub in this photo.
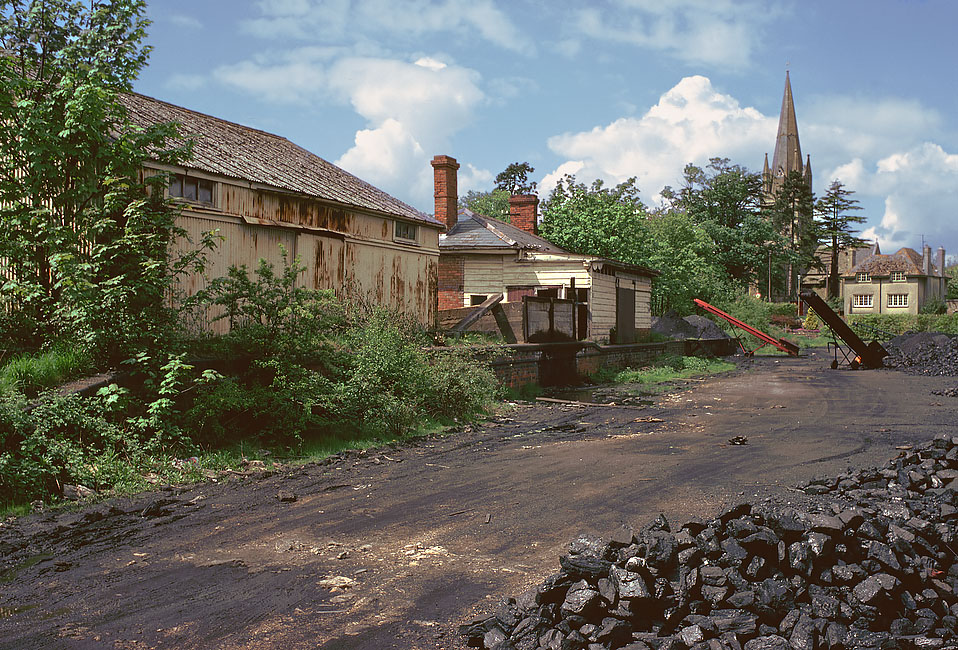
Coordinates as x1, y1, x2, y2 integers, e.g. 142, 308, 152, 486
718, 296, 773, 334
920, 296, 948, 315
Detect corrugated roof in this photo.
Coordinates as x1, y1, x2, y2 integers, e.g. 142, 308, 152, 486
121, 92, 437, 226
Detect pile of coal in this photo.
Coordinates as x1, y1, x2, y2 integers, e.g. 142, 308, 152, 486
461, 434, 958, 650
652, 312, 730, 341
932, 388, 958, 398
884, 332, 958, 376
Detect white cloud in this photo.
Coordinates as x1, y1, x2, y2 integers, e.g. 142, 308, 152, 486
458, 163, 494, 196
542, 76, 773, 200
849, 143, 958, 253
169, 15, 202, 30
241, 0, 532, 54
165, 73, 205, 92
214, 57, 327, 104
572, 0, 780, 68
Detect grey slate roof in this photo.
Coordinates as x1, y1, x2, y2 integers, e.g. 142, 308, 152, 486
121, 92, 438, 226
440, 208, 567, 253
441, 208, 658, 277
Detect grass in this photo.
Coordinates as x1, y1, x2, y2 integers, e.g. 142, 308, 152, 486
0, 344, 94, 396
593, 354, 736, 386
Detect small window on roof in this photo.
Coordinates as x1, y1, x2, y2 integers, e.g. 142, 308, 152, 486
856, 272, 871, 282
891, 271, 906, 282
169, 173, 215, 206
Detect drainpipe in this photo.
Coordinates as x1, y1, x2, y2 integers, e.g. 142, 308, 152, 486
878, 278, 882, 314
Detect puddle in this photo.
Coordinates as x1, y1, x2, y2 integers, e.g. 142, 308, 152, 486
0, 605, 38, 618
0, 553, 54, 584
549, 386, 654, 406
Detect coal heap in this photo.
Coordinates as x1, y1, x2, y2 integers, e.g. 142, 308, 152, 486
461, 433, 958, 650
653, 312, 730, 341
884, 332, 958, 376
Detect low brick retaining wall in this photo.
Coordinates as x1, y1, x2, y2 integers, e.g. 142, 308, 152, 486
477, 338, 736, 389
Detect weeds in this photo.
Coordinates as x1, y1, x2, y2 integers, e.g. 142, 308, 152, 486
592, 354, 735, 386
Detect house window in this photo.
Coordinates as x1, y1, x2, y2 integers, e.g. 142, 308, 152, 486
853, 294, 873, 308
891, 271, 906, 282
888, 294, 909, 308
395, 221, 418, 243
469, 294, 488, 306
856, 272, 871, 282
169, 174, 214, 205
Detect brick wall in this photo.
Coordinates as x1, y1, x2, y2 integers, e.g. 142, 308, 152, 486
432, 338, 736, 391
438, 254, 464, 310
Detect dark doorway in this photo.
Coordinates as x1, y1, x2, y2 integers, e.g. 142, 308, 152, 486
616, 286, 636, 344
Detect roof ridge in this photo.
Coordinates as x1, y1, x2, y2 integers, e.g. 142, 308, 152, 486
127, 91, 290, 141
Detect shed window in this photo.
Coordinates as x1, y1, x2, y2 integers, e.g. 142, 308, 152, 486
891, 271, 906, 282
853, 294, 873, 308
395, 221, 418, 243
856, 272, 871, 282
888, 294, 909, 308
469, 294, 488, 306
169, 174, 214, 205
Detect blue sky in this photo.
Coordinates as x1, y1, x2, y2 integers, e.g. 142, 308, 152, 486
135, 0, 958, 257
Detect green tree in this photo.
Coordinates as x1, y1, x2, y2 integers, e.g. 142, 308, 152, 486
459, 188, 510, 222
664, 158, 783, 291
539, 175, 650, 263
766, 171, 817, 299
814, 180, 867, 299
0, 0, 199, 357
495, 161, 536, 195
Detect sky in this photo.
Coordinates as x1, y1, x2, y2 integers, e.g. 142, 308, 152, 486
135, 0, 958, 258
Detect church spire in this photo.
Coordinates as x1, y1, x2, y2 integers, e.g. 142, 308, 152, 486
765, 70, 811, 198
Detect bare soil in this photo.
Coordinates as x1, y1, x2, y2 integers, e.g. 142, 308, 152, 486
1, 348, 956, 650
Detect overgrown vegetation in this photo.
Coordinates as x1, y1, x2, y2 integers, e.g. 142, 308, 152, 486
0, 2, 498, 510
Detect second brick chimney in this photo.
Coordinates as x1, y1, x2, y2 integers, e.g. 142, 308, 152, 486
509, 194, 539, 236
431, 154, 459, 230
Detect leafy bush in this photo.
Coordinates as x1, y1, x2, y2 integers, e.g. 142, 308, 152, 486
718, 296, 772, 333
847, 313, 958, 336
920, 296, 948, 315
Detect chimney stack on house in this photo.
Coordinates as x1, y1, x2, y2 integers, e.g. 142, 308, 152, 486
939, 247, 946, 277
923, 244, 932, 275
431, 155, 460, 231
509, 194, 539, 236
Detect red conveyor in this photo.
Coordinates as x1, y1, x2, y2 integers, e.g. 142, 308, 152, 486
694, 299, 800, 357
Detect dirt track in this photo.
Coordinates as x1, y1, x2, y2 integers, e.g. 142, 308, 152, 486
2, 348, 957, 650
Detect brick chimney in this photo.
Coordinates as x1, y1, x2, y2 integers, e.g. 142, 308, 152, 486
939, 247, 946, 276
508, 194, 539, 235
923, 244, 932, 275
431, 155, 459, 231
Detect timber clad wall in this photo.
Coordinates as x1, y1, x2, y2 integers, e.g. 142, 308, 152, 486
169, 175, 440, 332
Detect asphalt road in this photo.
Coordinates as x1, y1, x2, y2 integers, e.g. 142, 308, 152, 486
1, 348, 956, 650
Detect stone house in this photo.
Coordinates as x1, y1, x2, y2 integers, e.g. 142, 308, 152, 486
123, 93, 442, 331
432, 155, 658, 343
842, 244, 947, 315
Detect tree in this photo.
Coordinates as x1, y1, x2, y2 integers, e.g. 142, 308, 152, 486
459, 188, 510, 222
495, 162, 536, 195
664, 158, 782, 291
0, 0, 199, 357
766, 171, 817, 299
539, 175, 650, 264
814, 180, 867, 299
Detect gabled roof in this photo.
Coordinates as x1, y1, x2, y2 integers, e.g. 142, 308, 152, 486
440, 208, 567, 253
121, 92, 438, 226
441, 208, 658, 277
848, 247, 941, 277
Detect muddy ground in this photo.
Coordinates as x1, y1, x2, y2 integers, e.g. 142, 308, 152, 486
2, 348, 957, 650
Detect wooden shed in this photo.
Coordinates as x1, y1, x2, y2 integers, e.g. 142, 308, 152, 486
123, 93, 442, 331
432, 155, 658, 344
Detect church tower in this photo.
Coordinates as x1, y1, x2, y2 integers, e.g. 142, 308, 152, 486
763, 71, 812, 199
